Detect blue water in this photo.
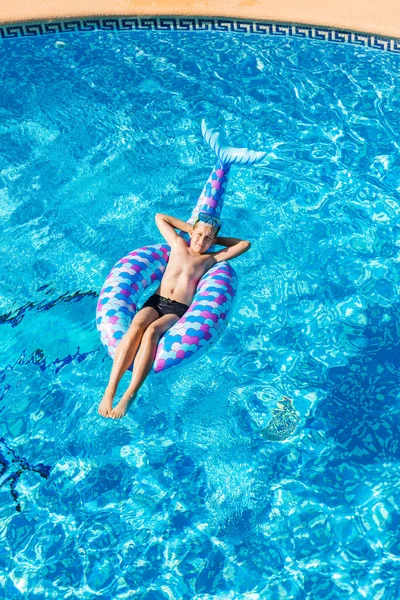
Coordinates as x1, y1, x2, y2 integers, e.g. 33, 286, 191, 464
1, 27, 400, 599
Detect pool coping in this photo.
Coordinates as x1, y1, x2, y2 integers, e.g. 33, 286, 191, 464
1, 16, 399, 54
1, 0, 400, 40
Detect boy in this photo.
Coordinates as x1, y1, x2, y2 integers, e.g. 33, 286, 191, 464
98, 211, 251, 419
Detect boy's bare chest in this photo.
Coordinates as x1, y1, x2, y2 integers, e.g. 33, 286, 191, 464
168, 248, 210, 277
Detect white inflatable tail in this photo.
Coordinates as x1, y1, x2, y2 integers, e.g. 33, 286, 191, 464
201, 119, 267, 167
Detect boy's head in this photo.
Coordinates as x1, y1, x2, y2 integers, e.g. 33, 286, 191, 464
189, 212, 222, 254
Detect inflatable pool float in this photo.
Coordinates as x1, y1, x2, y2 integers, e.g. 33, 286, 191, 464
96, 120, 266, 372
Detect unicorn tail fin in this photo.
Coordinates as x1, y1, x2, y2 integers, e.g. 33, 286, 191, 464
201, 119, 267, 167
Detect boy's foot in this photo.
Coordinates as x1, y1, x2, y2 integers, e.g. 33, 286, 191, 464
98, 387, 115, 417
109, 393, 137, 419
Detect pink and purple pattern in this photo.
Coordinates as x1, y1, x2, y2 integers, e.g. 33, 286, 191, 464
96, 119, 266, 373
153, 261, 237, 372
96, 244, 237, 372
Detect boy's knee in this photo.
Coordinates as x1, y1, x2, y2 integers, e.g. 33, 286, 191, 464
129, 319, 148, 334
143, 323, 161, 341
126, 322, 140, 336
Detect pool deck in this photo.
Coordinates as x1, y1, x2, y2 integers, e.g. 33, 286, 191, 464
0, 0, 399, 39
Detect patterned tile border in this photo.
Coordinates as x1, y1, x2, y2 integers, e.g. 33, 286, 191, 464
0, 17, 399, 53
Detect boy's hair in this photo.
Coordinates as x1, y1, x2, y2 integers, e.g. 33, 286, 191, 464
192, 212, 222, 237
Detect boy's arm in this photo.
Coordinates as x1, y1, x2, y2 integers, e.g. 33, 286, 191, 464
211, 237, 251, 263
155, 213, 191, 245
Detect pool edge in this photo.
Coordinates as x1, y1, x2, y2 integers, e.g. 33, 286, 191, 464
1, 15, 399, 54
0, 0, 400, 40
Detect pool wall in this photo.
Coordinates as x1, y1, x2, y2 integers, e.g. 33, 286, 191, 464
0, 0, 399, 40
0, 17, 399, 55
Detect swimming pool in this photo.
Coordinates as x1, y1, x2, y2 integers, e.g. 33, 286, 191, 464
1, 23, 400, 598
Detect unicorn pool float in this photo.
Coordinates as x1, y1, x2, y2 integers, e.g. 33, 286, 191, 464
96, 120, 266, 373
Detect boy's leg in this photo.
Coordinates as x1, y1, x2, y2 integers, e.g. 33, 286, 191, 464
98, 307, 160, 417
109, 313, 180, 419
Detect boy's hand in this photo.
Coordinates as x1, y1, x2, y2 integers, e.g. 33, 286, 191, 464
155, 213, 191, 245
211, 238, 251, 263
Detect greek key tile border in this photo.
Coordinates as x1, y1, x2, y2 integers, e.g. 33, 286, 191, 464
1, 17, 399, 53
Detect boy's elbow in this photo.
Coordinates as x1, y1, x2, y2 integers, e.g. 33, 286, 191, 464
243, 241, 251, 251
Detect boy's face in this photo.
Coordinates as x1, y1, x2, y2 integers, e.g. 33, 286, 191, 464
189, 222, 216, 253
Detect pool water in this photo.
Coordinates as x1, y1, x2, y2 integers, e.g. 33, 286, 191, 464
1, 26, 400, 599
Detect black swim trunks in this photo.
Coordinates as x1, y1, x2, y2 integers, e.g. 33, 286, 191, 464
140, 293, 189, 319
